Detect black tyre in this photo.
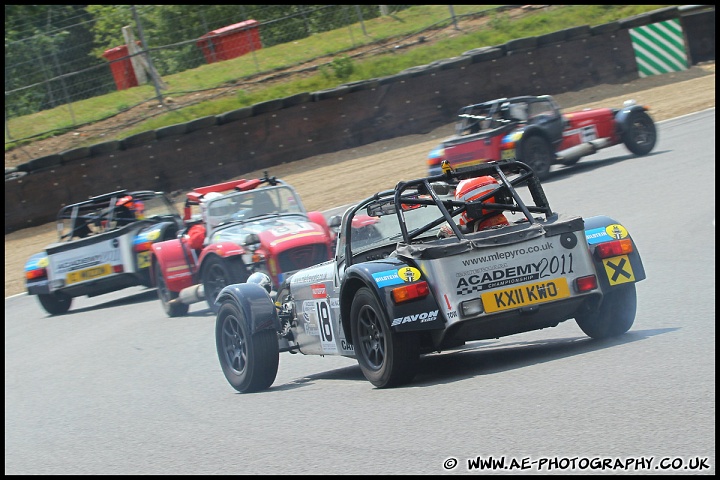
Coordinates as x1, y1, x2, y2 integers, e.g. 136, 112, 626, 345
520, 135, 553, 180
202, 257, 249, 312
576, 283, 637, 339
621, 110, 656, 156
155, 263, 189, 317
38, 292, 72, 315
350, 287, 419, 388
215, 299, 279, 393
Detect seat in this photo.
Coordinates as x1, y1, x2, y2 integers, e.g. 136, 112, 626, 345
251, 191, 277, 217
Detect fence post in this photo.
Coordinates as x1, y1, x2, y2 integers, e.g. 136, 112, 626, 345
449, 5, 459, 30
131, 5, 165, 106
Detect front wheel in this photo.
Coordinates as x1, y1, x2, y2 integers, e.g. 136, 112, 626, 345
215, 299, 279, 393
155, 262, 189, 317
350, 287, 419, 388
202, 257, 249, 312
621, 110, 657, 156
520, 135, 553, 180
38, 292, 72, 315
575, 283, 637, 339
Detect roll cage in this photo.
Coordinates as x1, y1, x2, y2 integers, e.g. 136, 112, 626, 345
341, 161, 554, 267
56, 189, 178, 241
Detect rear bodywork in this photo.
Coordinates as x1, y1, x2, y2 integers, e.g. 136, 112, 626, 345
219, 160, 645, 359
24, 190, 183, 314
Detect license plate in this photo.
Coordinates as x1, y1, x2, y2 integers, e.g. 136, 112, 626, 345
137, 251, 151, 269
66, 264, 113, 284
481, 278, 570, 313
501, 148, 516, 160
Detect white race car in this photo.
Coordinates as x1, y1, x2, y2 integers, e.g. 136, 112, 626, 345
214, 161, 646, 392
24, 190, 183, 315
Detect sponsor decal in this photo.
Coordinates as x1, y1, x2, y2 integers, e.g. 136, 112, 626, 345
398, 266, 421, 282
55, 250, 121, 274
563, 124, 599, 142
340, 339, 354, 353
606, 224, 628, 240
585, 227, 612, 245
391, 310, 439, 327
302, 301, 320, 337
373, 267, 421, 288
602, 255, 635, 285
310, 283, 327, 298
292, 271, 329, 285
460, 241, 553, 266
586, 224, 628, 245
456, 254, 575, 295
372, 269, 404, 288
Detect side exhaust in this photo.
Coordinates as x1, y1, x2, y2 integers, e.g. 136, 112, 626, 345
168, 284, 205, 305
556, 138, 611, 163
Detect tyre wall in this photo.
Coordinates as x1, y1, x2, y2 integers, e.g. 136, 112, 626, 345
4, 6, 715, 234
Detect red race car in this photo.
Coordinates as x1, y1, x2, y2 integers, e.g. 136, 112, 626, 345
151, 172, 336, 317
427, 95, 657, 179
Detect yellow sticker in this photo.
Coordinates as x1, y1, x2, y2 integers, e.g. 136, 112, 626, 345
602, 255, 635, 285
605, 224, 628, 240
398, 266, 421, 282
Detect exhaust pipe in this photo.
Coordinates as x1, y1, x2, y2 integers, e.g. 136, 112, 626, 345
168, 284, 205, 305
556, 138, 611, 163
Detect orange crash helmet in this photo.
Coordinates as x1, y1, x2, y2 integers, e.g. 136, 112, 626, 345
455, 176, 509, 230
116, 195, 145, 219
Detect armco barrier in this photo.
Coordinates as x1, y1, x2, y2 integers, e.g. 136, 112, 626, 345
5, 6, 715, 234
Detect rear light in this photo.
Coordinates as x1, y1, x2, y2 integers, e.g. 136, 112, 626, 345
427, 147, 444, 167
595, 239, 633, 259
575, 275, 598, 293
113, 265, 124, 274
391, 281, 429, 304
26, 268, 47, 280
134, 240, 152, 252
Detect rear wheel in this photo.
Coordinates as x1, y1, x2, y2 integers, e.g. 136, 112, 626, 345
38, 292, 72, 315
202, 257, 249, 312
576, 283, 637, 339
621, 110, 656, 155
155, 263, 189, 317
520, 135, 553, 180
215, 299, 279, 393
350, 287, 419, 388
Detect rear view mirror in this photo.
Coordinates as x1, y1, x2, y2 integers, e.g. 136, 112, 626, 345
367, 202, 396, 217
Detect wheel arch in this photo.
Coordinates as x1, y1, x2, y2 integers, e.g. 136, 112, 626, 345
613, 104, 650, 133
340, 260, 445, 344
518, 124, 556, 150
216, 283, 281, 333
583, 214, 647, 291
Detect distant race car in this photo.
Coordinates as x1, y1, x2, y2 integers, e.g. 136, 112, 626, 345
427, 95, 657, 179
151, 172, 336, 317
24, 190, 183, 315
213, 160, 646, 393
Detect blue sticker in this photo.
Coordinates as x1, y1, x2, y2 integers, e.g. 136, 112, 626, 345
372, 269, 404, 288
585, 227, 612, 245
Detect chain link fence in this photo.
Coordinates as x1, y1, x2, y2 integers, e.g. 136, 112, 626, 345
6, 5, 493, 144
